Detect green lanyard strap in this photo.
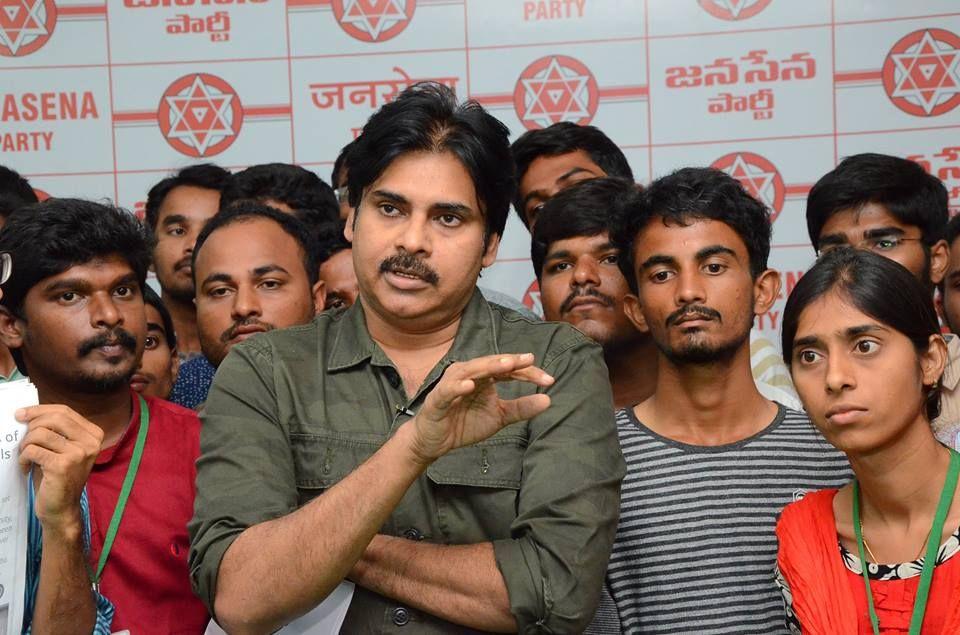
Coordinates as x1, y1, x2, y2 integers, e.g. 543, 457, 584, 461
91, 395, 150, 591
852, 448, 960, 635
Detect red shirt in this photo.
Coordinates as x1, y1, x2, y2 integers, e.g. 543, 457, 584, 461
87, 392, 209, 634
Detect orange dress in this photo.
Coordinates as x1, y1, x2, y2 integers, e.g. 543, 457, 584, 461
776, 489, 960, 634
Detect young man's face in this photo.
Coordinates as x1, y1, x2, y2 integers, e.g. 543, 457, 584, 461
0, 255, 146, 394
131, 303, 178, 399
816, 202, 947, 286
319, 247, 359, 311
942, 236, 960, 333
518, 150, 606, 230
346, 151, 499, 328
152, 185, 221, 303
539, 232, 641, 349
625, 219, 777, 366
194, 218, 323, 367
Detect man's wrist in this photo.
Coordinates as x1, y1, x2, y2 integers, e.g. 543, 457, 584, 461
394, 420, 437, 469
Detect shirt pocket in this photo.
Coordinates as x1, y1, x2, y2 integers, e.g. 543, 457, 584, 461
425, 435, 527, 541
289, 430, 383, 504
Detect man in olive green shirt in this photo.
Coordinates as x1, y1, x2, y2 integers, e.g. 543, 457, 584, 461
189, 83, 625, 634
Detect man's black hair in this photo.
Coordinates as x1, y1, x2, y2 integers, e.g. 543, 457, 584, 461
347, 82, 515, 241
316, 220, 351, 266
531, 177, 639, 281
510, 122, 633, 228
806, 153, 949, 250
192, 200, 320, 288
144, 163, 231, 231
0, 165, 39, 218
946, 212, 960, 249
143, 285, 177, 351
332, 139, 357, 189
611, 167, 772, 294
0, 198, 152, 373
220, 163, 339, 228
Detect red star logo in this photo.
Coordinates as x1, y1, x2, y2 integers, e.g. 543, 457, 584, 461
513, 55, 600, 130
698, 0, 771, 21
157, 74, 244, 158
0, 0, 55, 57
883, 29, 960, 117
711, 152, 786, 219
522, 280, 542, 316
333, 0, 415, 43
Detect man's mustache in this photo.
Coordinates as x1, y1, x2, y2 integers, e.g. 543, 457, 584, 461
379, 253, 440, 286
559, 286, 615, 315
220, 318, 275, 344
666, 304, 722, 327
77, 329, 138, 357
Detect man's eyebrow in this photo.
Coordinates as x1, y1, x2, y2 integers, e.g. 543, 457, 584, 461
696, 245, 737, 260
252, 264, 290, 278
161, 214, 188, 226
862, 226, 907, 240
370, 190, 409, 206
641, 254, 677, 269
431, 201, 474, 216
556, 166, 593, 183
43, 278, 89, 294
818, 233, 848, 247
545, 249, 573, 262
201, 272, 234, 287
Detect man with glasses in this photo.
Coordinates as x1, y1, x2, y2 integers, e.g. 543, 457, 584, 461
806, 152, 958, 445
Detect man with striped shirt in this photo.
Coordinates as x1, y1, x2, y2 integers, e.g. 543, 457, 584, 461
607, 167, 850, 634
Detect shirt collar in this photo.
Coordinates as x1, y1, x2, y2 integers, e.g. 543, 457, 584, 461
95, 390, 143, 466
327, 288, 502, 373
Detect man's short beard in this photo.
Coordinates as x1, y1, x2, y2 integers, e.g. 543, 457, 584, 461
655, 320, 752, 367
71, 366, 137, 394
160, 281, 195, 305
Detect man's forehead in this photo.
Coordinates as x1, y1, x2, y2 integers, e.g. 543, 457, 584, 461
819, 202, 910, 236
524, 151, 605, 188
635, 218, 746, 255
547, 232, 612, 255
43, 255, 136, 282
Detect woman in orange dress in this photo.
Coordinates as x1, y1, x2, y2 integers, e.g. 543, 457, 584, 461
775, 247, 960, 634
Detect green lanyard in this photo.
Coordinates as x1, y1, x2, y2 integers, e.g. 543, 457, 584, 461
852, 448, 960, 635
90, 395, 150, 592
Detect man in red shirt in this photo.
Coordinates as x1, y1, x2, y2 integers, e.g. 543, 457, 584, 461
0, 198, 208, 633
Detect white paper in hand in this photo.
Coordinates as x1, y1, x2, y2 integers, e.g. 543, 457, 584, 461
0, 380, 36, 635
204, 581, 354, 635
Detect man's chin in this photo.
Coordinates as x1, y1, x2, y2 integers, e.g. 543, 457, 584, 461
74, 370, 138, 394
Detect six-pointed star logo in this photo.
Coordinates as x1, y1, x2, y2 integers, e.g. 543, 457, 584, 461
0, 0, 56, 57
698, 0, 771, 21
522, 280, 542, 317
332, 0, 415, 43
883, 28, 960, 117
158, 73, 244, 158
513, 55, 600, 130
711, 152, 786, 220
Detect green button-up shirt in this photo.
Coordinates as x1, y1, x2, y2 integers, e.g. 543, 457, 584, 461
189, 290, 625, 633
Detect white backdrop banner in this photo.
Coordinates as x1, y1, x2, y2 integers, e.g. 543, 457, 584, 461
3, 0, 960, 338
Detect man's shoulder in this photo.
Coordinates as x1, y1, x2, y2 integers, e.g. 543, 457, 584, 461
145, 395, 201, 436
487, 301, 597, 361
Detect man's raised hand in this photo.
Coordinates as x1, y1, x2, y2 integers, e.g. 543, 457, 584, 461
406, 353, 553, 465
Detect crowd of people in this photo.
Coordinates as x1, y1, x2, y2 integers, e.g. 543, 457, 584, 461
0, 81, 958, 634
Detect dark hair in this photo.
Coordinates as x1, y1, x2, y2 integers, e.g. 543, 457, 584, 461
144, 163, 230, 231
945, 212, 960, 248
781, 248, 942, 421
510, 122, 633, 228
806, 153, 948, 250
0, 165, 39, 218
347, 82, 515, 241
610, 167, 772, 294
531, 177, 639, 281
315, 220, 351, 266
143, 285, 177, 351
192, 200, 320, 287
332, 139, 357, 189
221, 163, 340, 229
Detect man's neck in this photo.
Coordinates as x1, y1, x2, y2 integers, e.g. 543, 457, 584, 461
163, 293, 201, 356
0, 344, 15, 379
606, 336, 657, 410
36, 381, 133, 449
637, 344, 776, 446
853, 420, 953, 527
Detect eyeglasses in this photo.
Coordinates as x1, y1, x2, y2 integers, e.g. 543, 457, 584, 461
817, 236, 924, 257
0, 252, 10, 285
335, 185, 349, 205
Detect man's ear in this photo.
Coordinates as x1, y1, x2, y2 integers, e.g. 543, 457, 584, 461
169, 349, 181, 386
312, 280, 327, 315
753, 268, 782, 316
929, 239, 949, 286
481, 233, 501, 268
623, 293, 650, 334
0, 305, 25, 352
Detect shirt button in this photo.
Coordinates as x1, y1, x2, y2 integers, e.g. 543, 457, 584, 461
392, 607, 410, 626
403, 528, 423, 541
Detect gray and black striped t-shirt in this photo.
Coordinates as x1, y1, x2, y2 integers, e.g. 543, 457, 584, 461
606, 405, 851, 634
